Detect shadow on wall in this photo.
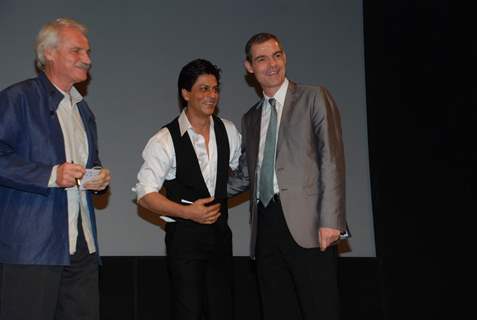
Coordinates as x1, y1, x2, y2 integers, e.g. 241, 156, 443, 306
245, 73, 263, 99
134, 188, 167, 231
93, 189, 111, 210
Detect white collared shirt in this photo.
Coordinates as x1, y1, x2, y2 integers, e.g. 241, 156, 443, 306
136, 108, 242, 206
257, 78, 289, 197
48, 86, 96, 255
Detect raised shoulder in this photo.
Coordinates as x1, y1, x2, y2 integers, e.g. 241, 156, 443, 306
294, 84, 339, 111
140, 126, 175, 166
295, 83, 330, 96
218, 117, 239, 134
243, 99, 262, 119
147, 126, 172, 146
0, 77, 40, 100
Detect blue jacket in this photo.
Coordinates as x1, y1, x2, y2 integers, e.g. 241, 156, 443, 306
0, 72, 101, 265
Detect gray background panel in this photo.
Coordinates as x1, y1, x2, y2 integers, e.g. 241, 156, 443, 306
0, 0, 374, 256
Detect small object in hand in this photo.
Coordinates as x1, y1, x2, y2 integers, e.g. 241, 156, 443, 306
80, 166, 102, 190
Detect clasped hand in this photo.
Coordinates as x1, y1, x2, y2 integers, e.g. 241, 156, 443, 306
56, 162, 111, 191
184, 197, 221, 224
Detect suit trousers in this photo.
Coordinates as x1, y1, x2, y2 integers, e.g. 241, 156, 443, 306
256, 199, 340, 320
0, 216, 99, 320
165, 217, 233, 320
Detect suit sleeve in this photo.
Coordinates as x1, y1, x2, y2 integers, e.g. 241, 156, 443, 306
0, 89, 52, 195
311, 86, 346, 231
227, 115, 251, 196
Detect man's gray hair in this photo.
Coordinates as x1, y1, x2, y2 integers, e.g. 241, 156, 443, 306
35, 18, 87, 70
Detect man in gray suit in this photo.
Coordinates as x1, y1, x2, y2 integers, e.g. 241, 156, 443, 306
229, 33, 347, 320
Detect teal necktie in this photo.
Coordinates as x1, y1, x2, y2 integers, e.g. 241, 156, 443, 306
259, 98, 277, 206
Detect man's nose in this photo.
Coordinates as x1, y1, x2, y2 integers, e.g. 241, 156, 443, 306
82, 51, 92, 65
269, 57, 278, 67
207, 89, 218, 98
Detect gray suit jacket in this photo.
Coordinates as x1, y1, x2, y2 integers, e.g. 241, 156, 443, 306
229, 81, 347, 257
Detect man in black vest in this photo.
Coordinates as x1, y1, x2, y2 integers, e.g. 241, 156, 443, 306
136, 59, 242, 320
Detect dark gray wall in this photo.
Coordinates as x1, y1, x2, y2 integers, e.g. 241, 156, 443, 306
0, 0, 374, 256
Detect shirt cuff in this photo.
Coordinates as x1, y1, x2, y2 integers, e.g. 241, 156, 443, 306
135, 183, 159, 201
48, 165, 59, 187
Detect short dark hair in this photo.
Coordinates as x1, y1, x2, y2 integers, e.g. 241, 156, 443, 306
245, 32, 283, 62
177, 58, 221, 109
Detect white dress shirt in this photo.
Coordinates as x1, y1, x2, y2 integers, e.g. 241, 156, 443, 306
48, 86, 96, 255
257, 78, 289, 197
136, 109, 242, 220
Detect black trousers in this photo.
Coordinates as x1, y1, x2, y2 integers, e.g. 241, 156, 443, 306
0, 218, 99, 320
256, 199, 340, 320
165, 217, 233, 320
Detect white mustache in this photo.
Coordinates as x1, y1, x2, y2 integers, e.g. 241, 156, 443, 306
76, 62, 91, 70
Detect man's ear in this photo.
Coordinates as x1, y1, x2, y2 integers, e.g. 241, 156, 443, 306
43, 47, 56, 64
244, 60, 254, 74
181, 88, 190, 102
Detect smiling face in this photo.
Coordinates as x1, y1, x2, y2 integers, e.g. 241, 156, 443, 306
44, 26, 91, 91
182, 74, 219, 119
244, 39, 287, 97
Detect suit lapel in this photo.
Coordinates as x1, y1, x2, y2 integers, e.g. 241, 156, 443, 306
47, 97, 67, 163
38, 73, 66, 164
247, 99, 264, 183
277, 81, 297, 157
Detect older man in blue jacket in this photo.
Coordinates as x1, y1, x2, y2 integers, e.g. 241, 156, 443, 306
0, 18, 110, 320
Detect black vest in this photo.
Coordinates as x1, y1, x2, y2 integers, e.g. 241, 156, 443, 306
163, 115, 230, 220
